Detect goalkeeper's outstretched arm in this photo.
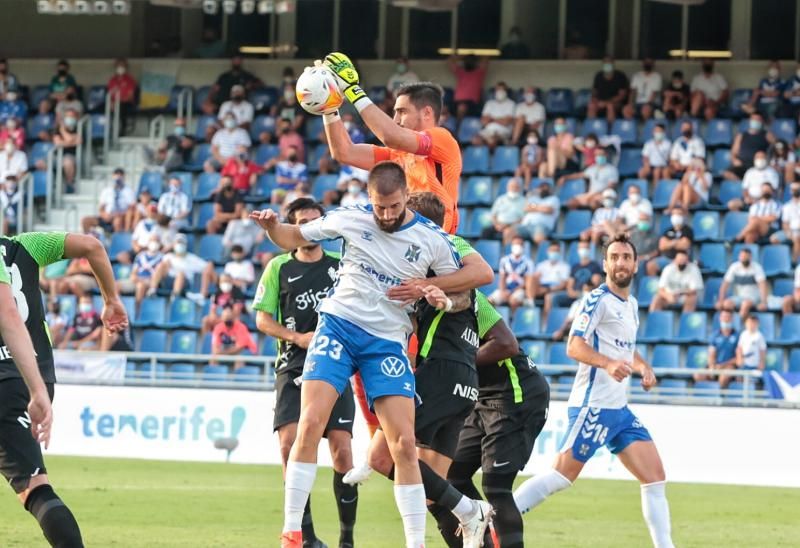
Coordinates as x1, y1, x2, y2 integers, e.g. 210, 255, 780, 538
323, 112, 376, 171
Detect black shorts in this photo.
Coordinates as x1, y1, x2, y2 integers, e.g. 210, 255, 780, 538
0, 378, 54, 493
453, 372, 550, 473
273, 368, 355, 436
414, 359, 478, 459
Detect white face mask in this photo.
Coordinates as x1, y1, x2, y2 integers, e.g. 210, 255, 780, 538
4, 143, 13, 154
495, 90, 507, 101
524, 92, 535, 103
348, 184, 361, 194
768, 68, 779, 79
147, 241, 160, 253
174, 243, 187, 255
224, 118, 236, 129
671, 214, 684, 228
5, 92, 16, 102
754, 158, 767, 169
241, 218, 252, 226
510, 243, 523, 256
116, 66, 126, 76
629, 193, 641, 205
527, 136, 537, 145
603, 198, 615, 208
506, 190, 520, 199
79, 303, 93, 314
219, 282, 233, 293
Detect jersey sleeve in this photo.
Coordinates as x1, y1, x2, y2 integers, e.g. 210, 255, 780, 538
372, 145, 392, 164
251, 255, 283, 314
569, 290, 605, 340
0, 260, 9, 285
12, 231, 67, 267
428, 228, 461, 276
299, 208, 349, 242
450, 235, 476, 258
476, 291, 503, 338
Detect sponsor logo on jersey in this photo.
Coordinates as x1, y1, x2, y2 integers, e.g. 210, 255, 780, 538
404, 244, 421, 263
380, 356, 406, 377
288, 275, 304, 283
460, 326, 479, 348
614, 338, 635, 350
360, 263, 402, 286
295, 287, 332, 311
453, 383, 478, 401
574, 313, 590, 332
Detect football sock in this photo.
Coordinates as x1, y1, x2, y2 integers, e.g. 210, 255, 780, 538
513, 468, 571, 514
284, 461, 317, 534
301, 499, 317, 542
641, 481, 675, 548
483, 472, 524, 548
333, 471, 357, 545
25, 484, 84, 548
447, 460, 483, 501
394, 484, 427, 548
427, 502, 462, 547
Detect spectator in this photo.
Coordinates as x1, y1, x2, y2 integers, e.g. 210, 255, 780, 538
619, 184, 653, 233
718, 248, 768, 318
81, 168, 135, 233
477, 82, 515, 147
45, 299, 70, 349
211, 305, 257, 369
0, 58, 19, 99
581, 188, 624, 245
624, 57, 662, 120
148, 118, 195, 172
530, 242, 570, 315
0, 176, 21, 234
149, 234, 211, 299
130, 189, 154, 230
157, 176, 192, 230
744, 60, 784, 119
499, 25, 529, 58
204, 56, 262, 115
564, 147, 619, 210
586, 57, 629, 123
267, 117, 305, 164
488, 236, 534, 312
52, 108, 81, 192
551, 282, 593, 341
735, 314, 766, 375
735, 183, 781, 243
723, 113, 771, 181
339, 179, 369, 208
516, 179, 560, 245
669, 157, 711, 210
218, 84, 254, 129
221, 145, 261, 195
207, 176, 245, 234
648, 206, 693, 276
201, 274, 246, 337
323, 164, 369, 205
193, 27, 226, 58
650, 250, 703, 313
781, 263, 800, 314
668, 120, 706, 177
482, 177, 527, 242
387, 57, 419, 97
126, 203, 161, 260
512, 87, 546, 144
768, 140, 796, 183
223, 208, 264, 256
0, 138, 27, 182
58, 295, 102, 351
662, 70, 691, 120
782, 61, 800, 118
100, 323, 134, 353
447, 54, 488, 122
205, 243, 256, 294
539, 116, 577, 178
638, 123, 671, 184
694, 308, 740, 388
575, 133, 600, 170
0, 117, 26, 149
53, 253, 98, 297
272, 145, 308, 205
690, 59, 729, 120
280, 182, 313, 218
49, 59, 78, 103
515, 130, 544, 188
545, 240, 603, 323
729, 150, 780, 210
272, 84, 306, 133
205, 113, 252, 172
107, 58, 138, 134
118, 234, 164, 310
0, 90, 27, 125
772, 181, 800, 262
54, 86, 84, 123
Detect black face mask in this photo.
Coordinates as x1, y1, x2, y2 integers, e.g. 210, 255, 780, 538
702, 63, 713, 73
741, 259, 751, 267
287, 154, 297, 162
682, 130, 692, 138
677, 263, 687, 271
643, 63, 654, 71
224, 319, 234, 328
762, 193, 773, 200
58, 68, 67, 76
539, 188, 551, 197
66, 93, 75, 101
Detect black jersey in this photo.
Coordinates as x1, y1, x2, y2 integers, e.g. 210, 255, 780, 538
415, 291, 478, 368
0, 232, 69, 383
252, 250, 340, 373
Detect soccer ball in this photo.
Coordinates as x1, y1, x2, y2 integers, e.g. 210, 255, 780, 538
295, 66, 344, 116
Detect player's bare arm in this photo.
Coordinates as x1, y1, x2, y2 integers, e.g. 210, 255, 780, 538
633, 350, 657, 391
421, 285, 471, 313
256, 311, 313, 349
476, 318, 520, 368
387, 253, 493, 301
358, 102, 424, 154
323, 111, 376, 170
250, 209, 310, 250
567, 334, 632, 382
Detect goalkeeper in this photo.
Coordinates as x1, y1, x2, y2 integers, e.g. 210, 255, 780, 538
316, 52, 462, 235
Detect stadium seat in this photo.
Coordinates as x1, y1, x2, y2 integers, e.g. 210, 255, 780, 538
29, 85, 50, 110
701, 277, 724, 310
250, 115, 276, 141
675, 312, 707, 343
27, 114, 55, 143
193, 85, 211, 112
611, 119, 637, 145
639, 311, 674, 343
312, 174, 339, 200
462, 176, 493, 206
545, 118, 578, 139
692, 381, 721, 399
306, 143, 328, 173
552, 210, 591, 240
669, 118, 699, 141
138, 362, 167, 380
169, 330, 198, 355
522, 340, 545, 363
32, 170, 48, 199
557, 178, 585, 203
692, 210, 719, 242
766, 348, 784, 371
573, 89, 592, 116
770, 118, 797, 143
703, 118, 733, 147
168, 363, 196, 381
194, 115, 217, 141
169, 171, 193, 198
165, 85, 193, 114
658, 379, 688, 396
580, 118, 608, 137
167, 298, 199, 329
260, 335, 278, 357
717, 180, 742, 206
235, 366, 262, 382
686, 345, 709, 369
254, 143, 280, 165
761, 245, 792, 278
640, 119, 668, 145
651, 344, 680, 369
57, 294, 77, 324
462, 146, 490, 174
773, 278, 794, 298
651, 179, 678, 209
721, 212, 749, 241
138, 171, 164, 198
463, 208, 492, 239
777, 314, 800, 346
113, 263, 131, 281
698, 243, 727, 275
755, 312, 776, 342
726, 88, 751, 116
542, 307, 570, 338
305, 116, 324, 141
29, 142, 54, 166
547, 342, 572, 365
617, 148, 642, 177
248, 86, 278, 113
621, 178, 648, 200
490, 146, 519, 174
181, 143, 210, 172
136, 297, 167, 328
198, 234, 224, 264
108, 232, 132, 257
711, 149, 731, 178
196, 172, 221, 201
473, 240, 502, 269
457, 117, 482, 143
248, 174, 276, 202
789, 349, 800, 373
636, 276, 659, 308
90, 114, 106, 141
732, 242, 759, 264
139, 329, 167, 353
511, 307, 540, 339
545, 88, 574, 116
202, 365, 229, 381
195, 202, 216, 229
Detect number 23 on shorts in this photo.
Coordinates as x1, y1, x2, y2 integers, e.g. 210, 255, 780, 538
310, 334, 343, 360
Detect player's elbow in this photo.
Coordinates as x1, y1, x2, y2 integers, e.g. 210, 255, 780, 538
255, 312, 272, 335
566, 336, 581, 361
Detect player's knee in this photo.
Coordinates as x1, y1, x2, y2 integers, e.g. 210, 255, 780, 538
328, 435, 353, 470
367, 445, 393, 476
386, 432, 417, 465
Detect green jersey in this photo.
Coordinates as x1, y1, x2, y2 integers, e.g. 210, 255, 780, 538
0, 232, 68, 383
0, 259, 9, 285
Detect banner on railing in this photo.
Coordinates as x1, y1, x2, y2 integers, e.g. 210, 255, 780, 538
139, 60, 179, 109
47, 386, 800, 487
54, 351, 127, 382
764, 371, 800, 402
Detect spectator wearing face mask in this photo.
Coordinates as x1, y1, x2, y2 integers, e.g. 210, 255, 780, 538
149, 234, 212, 299
566, 240, 603, 295
207, 176, 245, 234
669, 157, 711, 210
648, 207, 694, 276
157, 176, 192, 230
150, 118, 195, 171
272, 145, 308, 205
662, 70, 691, 120
516, 180, 560, 244
59, 296, 102, 351
204, 56, 263, 116
771, 182, 800, 262
623, 58, 662, 120
782, 62, 800, 118
387, 57, 419, 97
668, 120, 706, 177
587, 57, 629, 123
723, 113, 772, 181
530, 243, 571, 313
49, 59, 78, 103
500, 26, 529, 59
205, 113, 252, 172
650, 250, 703, 313
694, 308, 740, 388
279, 182, 313, 218
127, 203, 160, 259
222, 244, 255, 289
735, 183, 781, 244
512, 87, 546, 144
718, 248, 768, 317
55, 86, 84, 123
272, 83, 307, 133
0, 138, 27, 182
744, 60, 784, 120
638, 123, 671, 184
515, 130, 543, 188
340, 179, 368, 207
476, 82, 516, 147
0, 89, 27, 125
81, 168, 135, 233
619, 184, 653, 234
0, 117, 25, 149
223, 208, 264, 256
0, 59, 19, 100
448, 54, 488, 122
539, 116, 577, 178
211, 305, 257, 369
221, 144, 262, 195
264, 118, 305, 168
582, 188, 624, 245
201, 274, 246, 337
489, 236, 535, 311
564, 147, 619, 210
729, 151, 780, 211
52, 108, 82, 192
118, 234, 165, 310
768, 140, 796, 183
218, 85, 254, 129
690, 59, 729, 120
107, 58, 138, 134
781, 263, 800, 314
482, 177, 526, 242
575, 133, 600, 169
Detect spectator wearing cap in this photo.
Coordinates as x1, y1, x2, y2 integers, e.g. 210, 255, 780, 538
771, 181, 800, 262
729, 150, 780, 211
211, 305, 257, 369
81, 168, 135, 233
650, 250, 703, 313
516, 179, 560, 245
669, 157, 711, 210
662, 70, 691, 119
694, 308, 740, 388
157, 176, 192, 230
205, 112, 252, 172
221, 145, 262, 195
735, 182, 781, 244
638, 123, 671, 184
718, 248, 768, 318
563, 147, 619, 210
481, 177, 527, 243
0, 59, 19, 100
582, 188, 624, 245
0, 88, 27, 125
668, 120, 706, 178
218, 84, 254, 129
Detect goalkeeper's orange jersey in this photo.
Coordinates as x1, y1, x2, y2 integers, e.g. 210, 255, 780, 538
372, 126, 462, 234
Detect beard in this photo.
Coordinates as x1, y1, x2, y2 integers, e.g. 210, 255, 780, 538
611, 269, 634, 288
374, 213, 405, 233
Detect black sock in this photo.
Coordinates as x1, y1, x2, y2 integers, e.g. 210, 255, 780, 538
483, 472, 524, 548
447, 460, 483, 501
428, 502, 462, 547
333, 471, 357, 546
418, 460, 464, 510
301, 497, 317, 543
24, 485, 83, 548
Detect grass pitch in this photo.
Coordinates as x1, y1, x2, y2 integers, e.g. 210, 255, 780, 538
1, 456, 797, 547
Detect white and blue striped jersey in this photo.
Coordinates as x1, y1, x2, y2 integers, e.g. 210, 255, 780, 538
567, 283, 639, 409
299, 205, 461, 346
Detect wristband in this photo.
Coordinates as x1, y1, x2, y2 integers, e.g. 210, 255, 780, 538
323, 111, 341, 126
444, 297, 453, 312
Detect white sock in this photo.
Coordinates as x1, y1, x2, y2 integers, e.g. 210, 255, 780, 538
283, 461, 317, 534
513, 469, 572, 514
451, 495, 476, 522
394, 484, 427, 548
641, 481, 675, 548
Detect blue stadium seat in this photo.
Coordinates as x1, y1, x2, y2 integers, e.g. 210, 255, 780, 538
306, 143, 329, 173
462, 146, 490, 174
547, 342, 572, 365
621, 178, 648, 200
717, 180, 742, 206
89, 114, 106, 141
721, 212, 749, 242
777, 314, 800, 346
463, 208, 492, 238
167, 298, 199, 329
490, 146, 519, 174
193, 85, 212, 112
611, 119, 637, 145
32, 170, 47, 198
686, 345, 709, 369
703, 118, 733, 147
114, 264, 131, 283
198, 234, 224, 264
248, 174, 276, 202
770, 118, 797, 143
617, 148, 642, 177
108, 232, 132, 257
202, 365, 229, 381
789, 349, 800, 372
56, 294, 77, 324
675, 312, 707, 343
580, 118, 608, 137
194, 115, 217, 141
312, 174, 339, 200
169, 330, 198, 354
138, 362, 167, 380
773, 278, 794, 298
169, 171, 194, 198
573, 89, 592, 116
658, 379, 688, 396
250, 114, 276, 141
261, 335, 278, 357
136, 297, 167, 328
166, 85, 193, 114
196, 172, 221, 201
248, 86, 278, 113
651, 344, 680, 369
692, 381, 721, 399
761, 245, 792, 278
558, 178, 585, 203
522, 340, 545, 363
457, 117, 482, 144
138, 171, 164, 198
27, 113, 55, 142
698, 243, 727, 275
636, 276, 659, 308
495, 305, 511, 326
726, 88, 751, 116
305, 116, 324, 142
755, 312, 776, 342
473, 240, 502, 270
543, 307, 570, 338
368, 85, 387, 103
254, 143, 280, 165
139, 329, 167, 352
29, 85, 50, 110
511, 307, 540, 339
181, 143, 210, 171
553, 210, 591, 240
545, 88, 574, 116
652, 179, 678, 209
701, 278, 724, 309
168, 363, 196, 380
640, 311, 674, 343
711, 149, 731, 178
765, 348, 784, 371
692, 210, 720, 241
30, 141, 54, 165
669, 118, 699, 141
235, 366, 262, 382
462, 176, 493, 206
195, 202, 216, 229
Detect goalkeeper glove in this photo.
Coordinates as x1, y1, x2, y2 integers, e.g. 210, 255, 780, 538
323, 51, 369, 108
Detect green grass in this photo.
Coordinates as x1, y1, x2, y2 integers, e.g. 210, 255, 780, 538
2, 456, 798, 547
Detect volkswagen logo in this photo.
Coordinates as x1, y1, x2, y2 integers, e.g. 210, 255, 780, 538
380, 356, 406, 377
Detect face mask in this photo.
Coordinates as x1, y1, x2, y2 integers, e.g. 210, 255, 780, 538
539, 187, 551, 198
288, 154, 298, 162
511, 244, 524, 256
238, 153, 248, 161
754, 158, 767, 169
577, 247, 590, 260
768, 68, 779, 79
643, 62, 654, 71
595, 155, 607, 165
629, 193, 641, 204
547, 251, 561, 262
653, 132, 664, 141
681, 129, 692, 138
720, 321, 733, 330
174, 243, 187, 255
283, 76, 293, 84
116, 66, 126, 76
585, 140, 596, 149
231, 254, 243, 262
224, 319, 234, 328
495, 90, 507, 101
220, 282, 233, 293
677, 263, 687, 271
506, 190, 520, 199
4, 143, 13, 154
148, 242, 160, 253
174, 126, 185, 137
671, 214, 684, 228
114, 176, 124, 186
65, 92, 76, 101
170, 184, 181, 193
348, 184, 361, 195
79, 303, 92, 314
741, 259, 751, 267
65, 117, 77, 128
762, 192, 772, 200
6, 92, 16, 102
396, 63, 407, 74
343, 121, 352, 131
702, 63, 713, 73
57, 68, 67, 76
637, 221, 651, 232
224, 118, 236, 129
524, 92, 535, 103
602, 63, 613, 73
527, 136, 537, 145
241, 218, 252, 226
749, 120, 763, 131
602, 198, 615, 208
284, 90, 294, 101
554, 123, 566, 134
232, 95, 244, 102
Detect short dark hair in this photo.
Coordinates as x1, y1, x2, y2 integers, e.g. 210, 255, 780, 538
285, 198, 325, 224
744, 313, 759, 322
407, 192, 445, 228
114, 167, 125, 175
230, 244, 244, 254
368, 161, 407, 196
396, 82, 444, 120
603, 232, 638, 262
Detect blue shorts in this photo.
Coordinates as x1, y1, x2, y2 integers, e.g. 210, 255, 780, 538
559, 406, 652, 463
302, 313, 414, 409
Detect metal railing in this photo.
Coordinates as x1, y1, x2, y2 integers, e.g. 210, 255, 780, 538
103, 91, 121, 161
75, 114, 92, 181
45, 145, 65, 212
175, 87, 194, 130
149, 114, 166, 147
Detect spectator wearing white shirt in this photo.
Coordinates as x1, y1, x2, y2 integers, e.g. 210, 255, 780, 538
205, 113, 252, 172
582, 187, 624, 244
669, 120, 706, 176
650, 251, 703, 313
690, 59, 729, 120
781, 263, 800, 315
339, 179, 369, 208
223, 208, 264, 256
149, 234, 212, 299
718, 248, 769, 318
81, 168, 136, 233
515, 130, 544, 188
512, 87, 546, 144
128, 204, 161, 256
729, 151, 781, 211
221, 244, 255, 289
477, 82, 516, 146
669, 157, 711, 210
623, 58, 662, 120
217, 85, 254, 129
482, 177, 527, 242
562, 147, 619, 210
0, 139, 27, 182
488, 236, 535, 311
618, 184, 653, 231
386, 58, 419, 97
638, 123, 671, 184
736, 183, 781, 244
0, 175, 20, 233
157, 176, 192, 229
736, 314, 766, 371
530, 242, 570, 304
516, 180, 560, 244
771, 181, 800, 262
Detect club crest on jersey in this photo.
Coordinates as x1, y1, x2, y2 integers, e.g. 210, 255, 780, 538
361, 230, 373, 241
404, 244, 421, 263
380, 356, 406, 377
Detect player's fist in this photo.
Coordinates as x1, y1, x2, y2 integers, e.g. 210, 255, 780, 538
641, 367, 657, 391
324, 51, 368, 106
422, 285, 449, 311
606, 359, 633, 382
102, 298, 129, 334
250, 209, 280, 231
